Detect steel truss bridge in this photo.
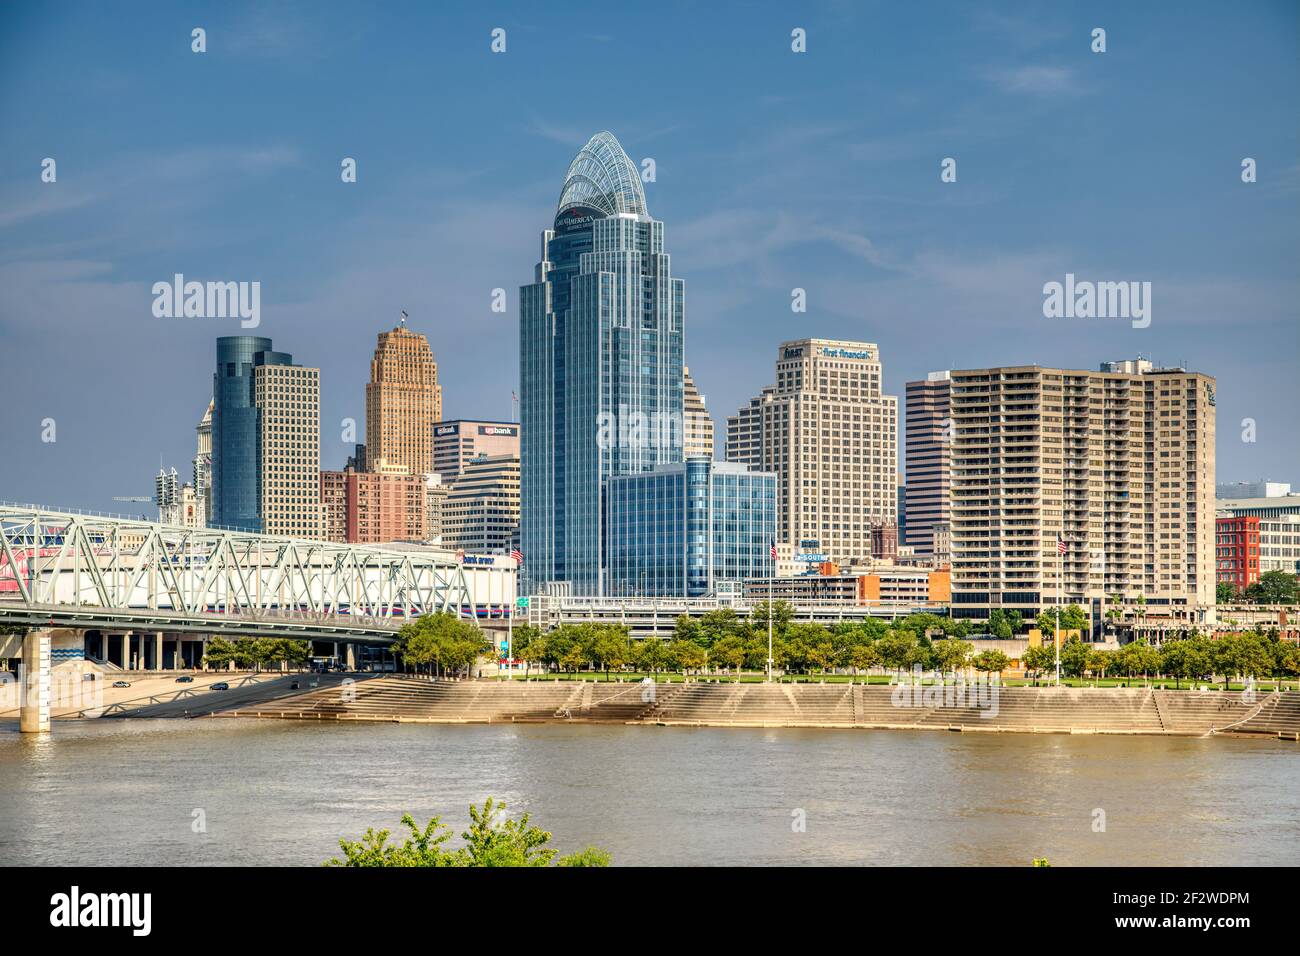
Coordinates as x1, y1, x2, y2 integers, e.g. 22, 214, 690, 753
0, 503, 481, 642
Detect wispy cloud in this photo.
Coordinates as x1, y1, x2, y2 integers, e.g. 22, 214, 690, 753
988, 65, 1080, 96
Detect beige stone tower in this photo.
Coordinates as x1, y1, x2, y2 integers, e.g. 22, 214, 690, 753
365, 321, 441, 477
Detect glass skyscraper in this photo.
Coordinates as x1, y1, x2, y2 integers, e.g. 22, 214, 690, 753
607, 460, 777, 597
211, 335, 296, 532
521, 131, 684, 595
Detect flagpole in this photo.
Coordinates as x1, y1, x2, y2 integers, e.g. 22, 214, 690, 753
768, 540, 775, 683
1055, 534, 1062, 686
507, 568, 513, 681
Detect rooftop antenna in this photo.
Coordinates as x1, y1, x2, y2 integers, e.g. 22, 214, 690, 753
399, 309, 408, 328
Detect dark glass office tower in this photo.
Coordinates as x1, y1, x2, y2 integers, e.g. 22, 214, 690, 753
520, 132, 685, 596
210, 336, 293, 532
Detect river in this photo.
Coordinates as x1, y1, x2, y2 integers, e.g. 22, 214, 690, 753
2, 719, 1297, 866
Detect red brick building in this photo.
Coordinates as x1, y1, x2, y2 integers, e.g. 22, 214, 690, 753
321, 468, 426, 544
1216, 515, 1260, 592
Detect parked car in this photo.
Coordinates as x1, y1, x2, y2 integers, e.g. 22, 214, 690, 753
289, 681, 301, 690
112, 680, 131, 688
175, 675, 194, 683
210, 682, 230, 691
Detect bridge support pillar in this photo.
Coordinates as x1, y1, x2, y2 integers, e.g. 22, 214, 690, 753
345, 643, 356, 670
120, 631, 131, 671
154, 631, 163, 671
20, 630, 51, 733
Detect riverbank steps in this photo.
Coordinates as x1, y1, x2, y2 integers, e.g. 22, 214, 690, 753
99, 675, 1300, 739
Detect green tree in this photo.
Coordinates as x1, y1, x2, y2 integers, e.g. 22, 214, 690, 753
971, 649, 1010, 678
326, 798, 609, 868
1036, 604, 1087, 636
1086, 648, 1111, 684
1159, 638, 1212, 689
876, 630, 920, 679
1244, 570, 1299, 605
631, 637, 666, 675
848, 641, 881, 676
1216, 581, 1237, 604
1213, 632, 1273, 688
710, 635, 747, 674
390, 612, 488, 677
1021, 645, 1056, 685
667, 639, 706, 675
1060, 637, 1092, 680
202, 636, 237, 670
987, 609, 1014, 639
750, 599, 793, 637
590, 626, 630, 680
930, 638, 972, 677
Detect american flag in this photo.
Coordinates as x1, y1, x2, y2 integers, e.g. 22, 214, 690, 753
770, 540, 778, 560
510, 548, 524, 566
454, 549, 465, 563
1057, 533, 1067, 555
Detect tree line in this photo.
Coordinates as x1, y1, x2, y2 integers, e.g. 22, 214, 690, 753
1217, 571, 1299, 606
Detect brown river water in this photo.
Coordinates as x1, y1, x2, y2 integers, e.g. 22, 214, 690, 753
1, 718, 1297, 866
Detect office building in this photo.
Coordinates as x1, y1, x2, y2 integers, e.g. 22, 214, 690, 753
365, 321, 441, 478
520, 131, 684, 595
441, 454, 521, 554
433, 420, 520, 481
949, 360, 1216, 622
194, 400, 212, 524
320, 468, 426, 544
726, 338, 898, 565
1216, 480, 1291, 500
684, 366, 714, 460
606, 460, 776, 597
904, 371, 950, 555
1216, 513, 1300, 592
424, 474, 448, 545
743, 567, 950, 608
255, 356, 321, 538
212, 336, 320, 536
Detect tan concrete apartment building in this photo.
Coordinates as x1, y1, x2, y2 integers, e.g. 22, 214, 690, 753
683, 366, 715, 459
254, 361, 321, 539
726, 338, 898, 565
948, 359, 1216, 626
365, 323, 441, 477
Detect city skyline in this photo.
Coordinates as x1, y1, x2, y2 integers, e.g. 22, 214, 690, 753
2, 1, 1298, 514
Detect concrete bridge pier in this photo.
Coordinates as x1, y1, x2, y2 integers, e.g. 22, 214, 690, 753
20, 630, 52, 733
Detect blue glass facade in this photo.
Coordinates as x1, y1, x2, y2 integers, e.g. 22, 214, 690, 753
521, 132, 684, 595
210, 336, 292, 532
607, 461, 777, 597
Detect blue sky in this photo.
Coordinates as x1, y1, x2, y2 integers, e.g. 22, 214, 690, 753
1, 0, 1297, 511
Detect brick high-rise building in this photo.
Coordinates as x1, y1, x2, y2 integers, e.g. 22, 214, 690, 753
949, 360, 1216, 624
320, 468, 427, 544
726, 338, 898, 565
365, 321, 441, 477
1215, 515, 1260, 593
